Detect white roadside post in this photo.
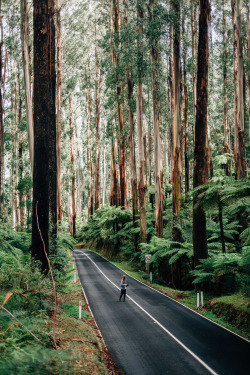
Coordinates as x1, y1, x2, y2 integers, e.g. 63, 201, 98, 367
201, 291, 204, 307
150, 272, 152, 284
79, 301, 82, 319
73, 263, 75, 269
74, 271, 76, 282
145, 254, 152, 282
197, 293, 200, 309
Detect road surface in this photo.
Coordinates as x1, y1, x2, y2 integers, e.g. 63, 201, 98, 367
74, 249, 249, 375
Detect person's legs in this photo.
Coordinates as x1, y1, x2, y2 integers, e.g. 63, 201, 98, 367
123, 290, 126, 301
119, 290, 124, 301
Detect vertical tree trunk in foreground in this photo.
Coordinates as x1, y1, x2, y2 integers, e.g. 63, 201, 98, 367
21, 0, 34, 174
56, 0, 62, 224
223, 0, 231, 176
124, 0, 139, 249
94, 22, 101, 211
149, 0, 163, 238
113, 0, 126, 208
69, 97, 76, 237
231, 0, 247, 179
193, 0, 210, 267
183, 17, 189, 196
32, 0, 52, 271
48, 0, 57, 247
171, 0, 182, 287
137, 0, 147, 243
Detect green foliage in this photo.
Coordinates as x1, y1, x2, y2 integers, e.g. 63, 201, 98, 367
192, 252, 250, 296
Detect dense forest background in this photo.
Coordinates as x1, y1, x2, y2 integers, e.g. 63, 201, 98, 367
0, 0, 249, 294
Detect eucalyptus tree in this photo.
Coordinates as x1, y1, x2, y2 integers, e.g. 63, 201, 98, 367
31, 0, 56, 271
231, 0, 247, 180
193, 0, 210, 266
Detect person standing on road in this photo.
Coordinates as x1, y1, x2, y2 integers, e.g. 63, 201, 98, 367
119, 275, 128, 302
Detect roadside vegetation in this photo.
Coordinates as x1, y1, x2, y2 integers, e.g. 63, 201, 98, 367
0, 226, 114, 375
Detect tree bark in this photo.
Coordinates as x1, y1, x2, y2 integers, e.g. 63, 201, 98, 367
94, 22, 101, 211
48, 0, 57, 247
21, 0, 34, 174
193, 0, 210, 267
223, 0, 231, 176
32, 0, 53, 272
56, 0, 62, 225
18, 72, 24, 228
69, 97, 76, 237
113, 0, 126, 208
149, 0, 163, 238
231, 0, 247, 179
183, 18, 189, 196
137, 1, 147, 243
191, 0, 198, 135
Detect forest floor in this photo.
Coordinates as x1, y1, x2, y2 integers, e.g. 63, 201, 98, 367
94, 255, 250, 341
0, 260, 123, 375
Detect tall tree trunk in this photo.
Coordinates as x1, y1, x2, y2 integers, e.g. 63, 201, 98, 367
137, 1, 147, 243
149, 0, 163, 238
32, 0, 53, 272
0, 0, 4, 216
48, 0, 57, 248
123, 0, 139, 249
21, 0, 34, 174
113, 0, 126, 208
231, 0, 247, 179
183, 17, 189, 196
193, 0, 210, 267
94, 22, 101, 211
69, 97, 76, 237
18, 72, 24, 228
86, 89, 94, 219
191, 0, 198, 135
56, 0, 62, 225
110, 135, 119, 207
223, 0, 231, 176
171, 0, 182, 287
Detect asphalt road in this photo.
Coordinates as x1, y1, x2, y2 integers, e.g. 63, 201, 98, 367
74, 249, 249, 375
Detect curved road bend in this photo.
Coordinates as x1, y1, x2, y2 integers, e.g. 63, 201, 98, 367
74, 250, 249, 375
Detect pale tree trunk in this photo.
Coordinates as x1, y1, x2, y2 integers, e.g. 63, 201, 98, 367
191, 0, 198, 136
69, 97, 76, 237
137, 1, 147, 243
168, 51, 174, 185
102, 136, 107, 206
207, 119, 213, 178
183, 17, 189, 196
21, 0, 34, 174
18, 72, 24, 228
56, 0, 62, 225
223, 0, 232, 176
149, 0, 163, 238
123, 0, 139, 248
94, 22, 101, 211
193, 0, 210, 267
231, 0, 247, 179
86, 89, 94, 219
171, 0, 182, 288
113, 0, 126, 208
172, 0, 182, 221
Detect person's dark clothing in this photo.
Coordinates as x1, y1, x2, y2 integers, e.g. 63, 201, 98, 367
119, 289, 126, 301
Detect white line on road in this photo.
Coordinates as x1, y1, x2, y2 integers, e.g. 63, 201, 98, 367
75, 251, 219, 375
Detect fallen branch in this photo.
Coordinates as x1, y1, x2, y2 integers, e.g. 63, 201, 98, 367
0, 305, 42, 344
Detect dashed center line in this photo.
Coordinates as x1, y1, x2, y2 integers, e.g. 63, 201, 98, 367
74, 251, 219, 375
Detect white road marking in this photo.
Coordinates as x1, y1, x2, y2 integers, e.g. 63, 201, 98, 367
75, 251, 219, 375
